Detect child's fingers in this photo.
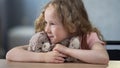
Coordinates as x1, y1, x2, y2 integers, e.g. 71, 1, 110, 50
54, 60, 64, 63
55, 57, 65, 61
53, 51, 67, 57
58, 53, 67, 57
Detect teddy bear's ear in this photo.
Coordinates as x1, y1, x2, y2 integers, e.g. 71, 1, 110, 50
39, 31, 44, 35
69, 37, 80, 49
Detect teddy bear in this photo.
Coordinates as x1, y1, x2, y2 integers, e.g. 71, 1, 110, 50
28, 31, 81, 62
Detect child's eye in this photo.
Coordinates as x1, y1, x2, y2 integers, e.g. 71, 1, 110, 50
50, 22, 55, 25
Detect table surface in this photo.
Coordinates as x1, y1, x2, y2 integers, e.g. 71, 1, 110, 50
0, 59, 120, 68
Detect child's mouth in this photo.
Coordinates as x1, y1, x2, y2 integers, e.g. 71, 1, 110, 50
48, 36, 54, 40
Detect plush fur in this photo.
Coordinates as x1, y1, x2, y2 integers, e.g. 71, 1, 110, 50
28, 31, 81, 62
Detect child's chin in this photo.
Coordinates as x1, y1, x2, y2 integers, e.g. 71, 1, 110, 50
50, 39, 55, 43
51, 41, 56, 44
51, 40, 57, 44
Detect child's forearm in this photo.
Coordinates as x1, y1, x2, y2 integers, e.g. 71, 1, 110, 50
66, 49, 107, 64
6, 45, 46, 62
64, 46, 109, 64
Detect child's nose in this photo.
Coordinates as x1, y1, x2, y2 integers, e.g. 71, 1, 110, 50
45, 24, 50, 33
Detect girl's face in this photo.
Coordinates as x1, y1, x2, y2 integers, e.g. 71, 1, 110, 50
44, 5, 69, 44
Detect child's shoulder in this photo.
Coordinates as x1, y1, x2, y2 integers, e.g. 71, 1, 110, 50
87, 32, 98, 38
79, 32, 98, 39
86, 32, 105, 48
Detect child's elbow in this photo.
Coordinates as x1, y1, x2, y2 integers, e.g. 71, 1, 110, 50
102, 55, 109, 64
6, 48, 16, 61
6, 51, 12, 61
105, 57, 109, 64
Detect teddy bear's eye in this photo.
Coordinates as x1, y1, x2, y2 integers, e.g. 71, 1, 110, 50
42, 42, 44, 44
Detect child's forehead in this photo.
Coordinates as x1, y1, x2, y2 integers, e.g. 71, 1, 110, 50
45, 4, 62, 21
45, 4, 57, 13
45, 6, 58, 18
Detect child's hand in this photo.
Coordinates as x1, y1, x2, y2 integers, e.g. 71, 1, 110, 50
53, 44, 68, 55
44, 51, 66, 63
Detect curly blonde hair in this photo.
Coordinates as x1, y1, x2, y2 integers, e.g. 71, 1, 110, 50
35, 0, 104, 49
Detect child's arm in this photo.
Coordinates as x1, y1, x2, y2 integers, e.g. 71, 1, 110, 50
6, 45, 66, 63
53, 43, 109, 64
6, 45, 45, 62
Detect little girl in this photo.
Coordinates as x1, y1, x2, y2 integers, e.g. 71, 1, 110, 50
6, 0, 109, 64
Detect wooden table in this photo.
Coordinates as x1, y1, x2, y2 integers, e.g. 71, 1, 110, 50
0, 59, 120, 68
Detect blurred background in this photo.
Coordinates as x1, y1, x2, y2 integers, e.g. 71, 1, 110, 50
0, 0, 120, 60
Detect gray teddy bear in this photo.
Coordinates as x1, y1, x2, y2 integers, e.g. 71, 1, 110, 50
28, 31, 81, 62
